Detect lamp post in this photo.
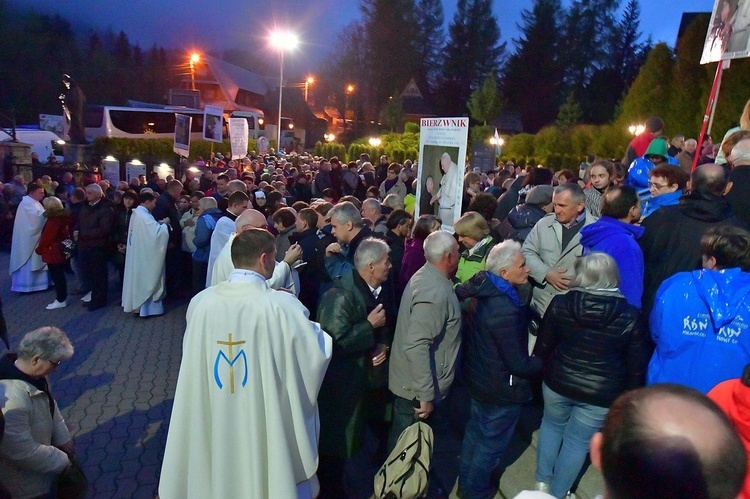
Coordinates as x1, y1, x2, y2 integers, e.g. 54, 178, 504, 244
628, 123, 645, 136
345, 84, 354, 132
305, 76, 314, 102
269, 30, 298, 152
189, 53, 200, 91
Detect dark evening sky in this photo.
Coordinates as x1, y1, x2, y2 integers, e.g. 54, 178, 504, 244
10, 0, 716, 73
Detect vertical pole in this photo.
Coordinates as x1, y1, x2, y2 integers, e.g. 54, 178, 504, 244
277, 52, 284, 154
693, 61, 726, 171
305, 81, 309, 102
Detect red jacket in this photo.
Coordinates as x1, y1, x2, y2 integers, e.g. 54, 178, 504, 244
35, 210, 71, 265
708, 378, 750, 499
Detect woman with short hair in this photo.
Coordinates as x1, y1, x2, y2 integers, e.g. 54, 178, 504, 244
0, 327, 76, 498
453, 211, 497, 284
533, 253, 650, 498
641, 165, 688, 219
36, 197, 71, 310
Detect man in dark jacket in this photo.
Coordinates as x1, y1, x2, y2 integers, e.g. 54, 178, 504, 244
640, 163, 746, 314
316, 238, 396, 498
293, 208, 328, 320
727, 138, 750, 227
324, 201, 383, 280
456, 240, 542, 498
152, 179, 185, 297
76, 184, 115, 311
384, 209, 412, 302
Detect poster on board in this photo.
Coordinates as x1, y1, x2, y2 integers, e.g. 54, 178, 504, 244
228, 118, 249, 159
173, 113, 192, 157
701, 0, 750, 63
415, 117, 469, 232
203, 105, 224, 143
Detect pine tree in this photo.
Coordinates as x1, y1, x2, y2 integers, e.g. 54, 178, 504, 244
437, 0, 504, 116
467, 73, 502, 125
617, 43, 674, 127
556, 92, 583, 131
381, 96, 405, 132
414, 0, 444, 93
502, 0, 563, 133
361, 0, 419, 121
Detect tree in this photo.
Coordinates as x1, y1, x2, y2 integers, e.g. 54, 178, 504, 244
616, 43, 674, 128
414, 0, 444, 93
381, 96, 405, 132
556, 92, 583, 131
502, 0, 564, 133
437, 0, 504, 116
318, 21, 368, 122
582, 0, 651, 123
467, 73, 502, 125
361, 0, 419, 122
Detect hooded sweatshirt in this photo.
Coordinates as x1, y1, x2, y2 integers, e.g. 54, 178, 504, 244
580, 216, 645, 308
648, 268, 750, 393
708, 377, 750, 499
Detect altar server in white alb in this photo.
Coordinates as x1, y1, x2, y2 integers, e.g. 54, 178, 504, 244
9, 182, 49, 292
160, 229, 332, 499
121, 191, 169, 317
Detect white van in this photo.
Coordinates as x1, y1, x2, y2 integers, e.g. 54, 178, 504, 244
0, 129, 65, 163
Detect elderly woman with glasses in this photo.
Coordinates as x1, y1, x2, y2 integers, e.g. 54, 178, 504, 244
0, 327, 76, 498
453, 211, 498, 284
640, 165, 688, 219
532, 253, 650, 498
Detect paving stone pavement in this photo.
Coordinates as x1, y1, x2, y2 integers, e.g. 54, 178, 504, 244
0, 251, 187, 498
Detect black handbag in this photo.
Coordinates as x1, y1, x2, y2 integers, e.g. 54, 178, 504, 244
54, 454, 87, 499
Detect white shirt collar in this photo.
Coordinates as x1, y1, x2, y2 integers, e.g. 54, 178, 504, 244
227, 269, 267, 285
367, 283, 382, 299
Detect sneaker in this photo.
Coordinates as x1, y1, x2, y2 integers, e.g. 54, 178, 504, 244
535, 482, 550, 493
46, 300, 67, 310
81, 292, 92, 303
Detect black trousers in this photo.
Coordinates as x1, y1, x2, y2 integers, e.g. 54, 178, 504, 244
48, 263, 67, 302
79, 247, 108, 306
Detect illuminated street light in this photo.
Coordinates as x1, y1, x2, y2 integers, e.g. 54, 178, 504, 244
269, 30, 299, 152
489, 136, 504, 147
628, 123, 645, 136
368, 137, 382, 147
324, 133, 336, 142
189, 52, 201, 91
305, 76, 314, 102
345, 84, 355, 132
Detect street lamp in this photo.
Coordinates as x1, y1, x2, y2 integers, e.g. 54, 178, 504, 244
269, 30, 299, 152
305, 76, 314, 102
628, 123, 645, 136
324, 133, 336, 142
189, 52, 200, 91
345, 84, 355, 131
368, 137, 381, 147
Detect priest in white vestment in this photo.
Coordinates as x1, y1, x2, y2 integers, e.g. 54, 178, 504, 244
205, 193, 249, 286
121, 192, 169, 317
211, 209, 302, 293
9, 183, 49, 292
159, 229, 332, 499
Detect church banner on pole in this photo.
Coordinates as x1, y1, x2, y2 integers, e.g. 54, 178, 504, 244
415, 117, 469, 233
173, 113, 192, 157
228, 118, 249, 160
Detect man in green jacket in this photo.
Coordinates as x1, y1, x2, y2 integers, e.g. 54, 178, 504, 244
316, 238, 396, 498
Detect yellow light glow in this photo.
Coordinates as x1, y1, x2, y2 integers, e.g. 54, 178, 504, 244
346, 84, 355, 94
190, 53, 201, 64
269, 30, 299, 50
307, 76, 314, 84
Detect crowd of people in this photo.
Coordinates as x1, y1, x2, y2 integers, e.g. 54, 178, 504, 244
1, 108, 750, 499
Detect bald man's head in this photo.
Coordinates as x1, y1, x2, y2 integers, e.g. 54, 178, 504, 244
691, 164, 728, 197
592, 384, 746, 499
235, 208, 267, 233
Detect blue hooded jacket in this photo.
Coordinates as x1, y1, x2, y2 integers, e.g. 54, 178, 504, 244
641, 190, 682, 219
648, 268, 750, 393
580, 216, 645, 308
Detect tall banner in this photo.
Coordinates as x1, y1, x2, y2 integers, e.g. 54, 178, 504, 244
203, 105, 224, 143
228, 118, 249, 160
415, 117, 469, 232
701, 0, 750, 63
174, 113, 192, 157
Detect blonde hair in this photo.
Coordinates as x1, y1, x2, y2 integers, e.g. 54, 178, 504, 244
453, 211, 489, 240
43, 196, 63, 211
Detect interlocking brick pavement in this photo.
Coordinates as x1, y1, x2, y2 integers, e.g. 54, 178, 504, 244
0, 251, 187, 498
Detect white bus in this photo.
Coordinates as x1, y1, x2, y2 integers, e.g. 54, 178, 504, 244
84, 105, 208, 140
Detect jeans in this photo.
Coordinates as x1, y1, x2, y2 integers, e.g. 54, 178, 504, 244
536, 383, 609, 498
458, 398, 522, 498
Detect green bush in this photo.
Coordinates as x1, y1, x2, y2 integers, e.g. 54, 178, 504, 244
93, 137, 261, 164
503, 133, 535, 159
404, 122, 419, 134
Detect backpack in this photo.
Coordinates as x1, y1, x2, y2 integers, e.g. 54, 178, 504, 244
373, 421, 433, 499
